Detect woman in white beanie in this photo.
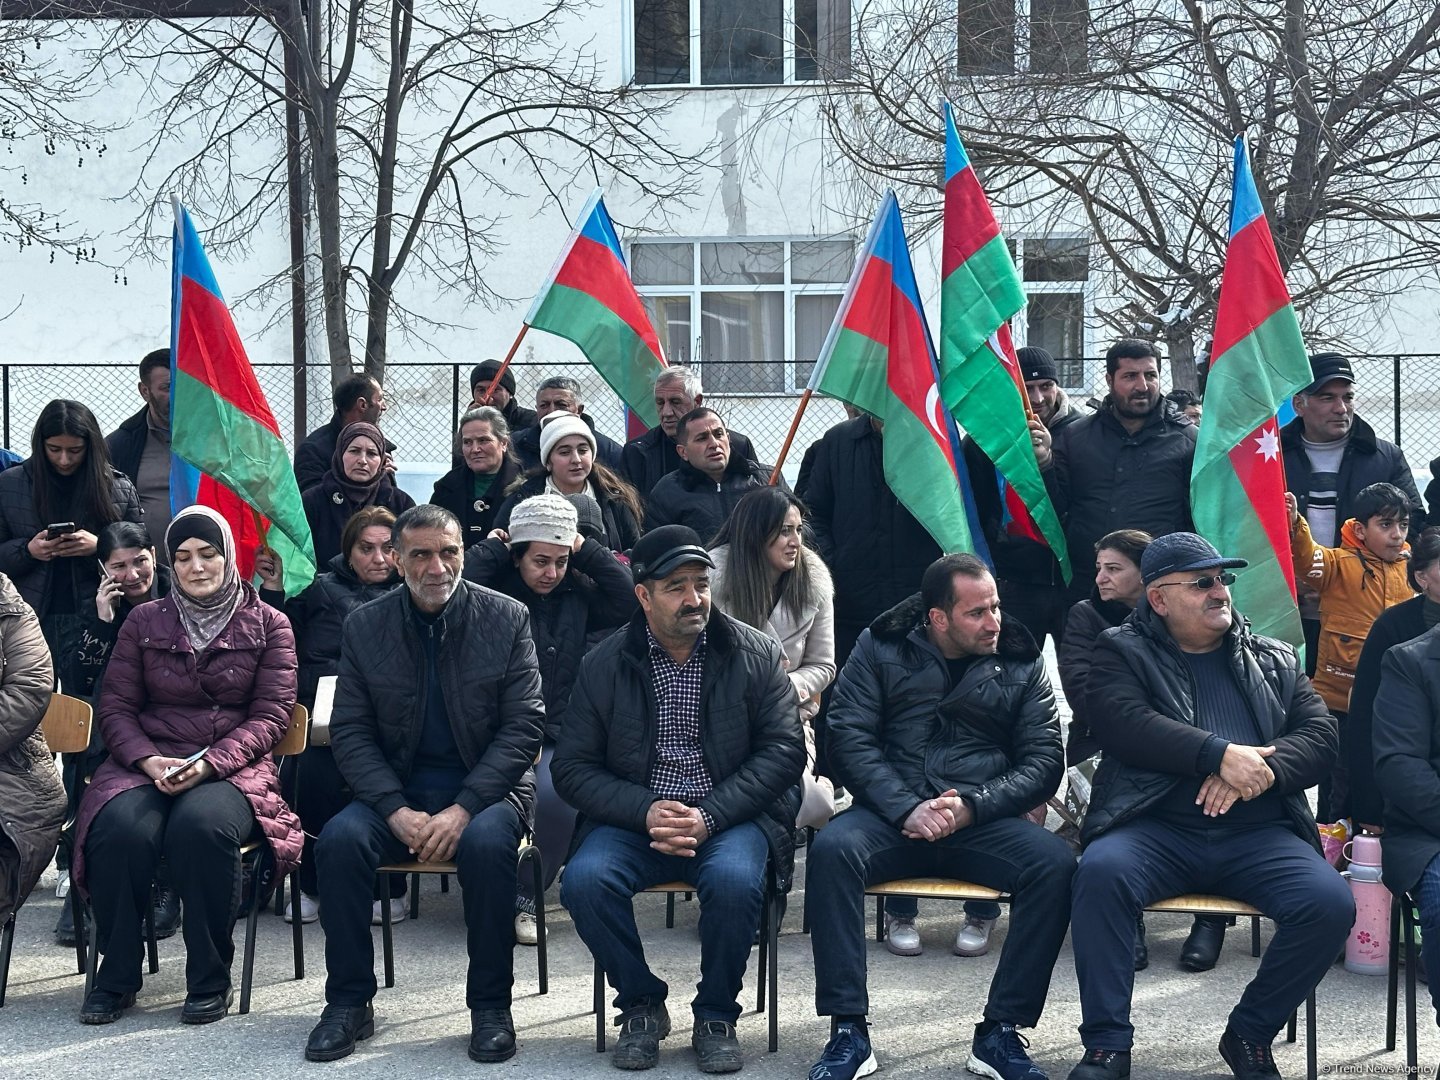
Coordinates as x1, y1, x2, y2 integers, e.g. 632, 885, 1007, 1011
463, 492, 637, 945
494, 412, 643, 554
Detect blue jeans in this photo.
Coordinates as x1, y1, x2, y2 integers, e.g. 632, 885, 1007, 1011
1071, 817, 1353, 1050
561, 822, 769, 1023
1411, 851, 1440, 1023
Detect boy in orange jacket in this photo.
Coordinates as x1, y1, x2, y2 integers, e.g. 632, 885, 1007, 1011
1287, 481, 1415, 819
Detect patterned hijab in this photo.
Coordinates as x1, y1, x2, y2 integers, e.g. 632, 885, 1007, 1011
165, 505, 243, 652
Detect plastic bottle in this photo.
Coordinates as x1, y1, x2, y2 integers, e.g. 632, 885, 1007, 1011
1342, 834, 1391, 976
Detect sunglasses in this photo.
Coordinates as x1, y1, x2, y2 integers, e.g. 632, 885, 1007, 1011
1153, 572, 1237, 591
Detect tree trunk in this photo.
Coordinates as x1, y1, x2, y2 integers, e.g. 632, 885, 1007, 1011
1165, 323, 1199, 393
311, 115, 352, 385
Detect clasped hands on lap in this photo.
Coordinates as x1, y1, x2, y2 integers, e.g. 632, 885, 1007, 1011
386, 804, 474, 863
646, 799, 710, 856
902, 788, 974, 841
1195, 744, 1277, 817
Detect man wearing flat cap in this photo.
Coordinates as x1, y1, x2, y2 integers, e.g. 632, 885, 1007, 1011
1066, 533, 1351, 1080
554, 524, 804, 1074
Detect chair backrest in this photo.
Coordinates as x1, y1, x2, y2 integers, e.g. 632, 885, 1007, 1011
40, 693, 93, 755
275, 703, 309, 758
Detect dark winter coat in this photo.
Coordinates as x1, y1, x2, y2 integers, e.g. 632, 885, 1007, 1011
826, 593, 1063, 830
71, 565, 173, 703
330, 581, 544, 821
462, 537, 637, 742
1372, 625, 1440, 894
553, 610, 805, 889
621, 425, 761, 503
302, 473, 415, 568
261, 553, 401, 711
1082, 603, 1336, 850
1282, 415, 1421, 541
1046, 399, 1197, 599
802, 417, 941, 649
495, 472, 641, 554
294, 416, 397, 494
0, 459, 143, 618
1057, 591, 1133, 765
73, 585, 303, 892
0, 575, 63, 920
644, 456, 774, 544
429, 457, 524, 547
104, 406, 152, 485
511, 413, 625, 474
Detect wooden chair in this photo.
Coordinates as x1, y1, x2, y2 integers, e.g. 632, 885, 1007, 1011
866, 878, 1007, 943
592, 877, 782, 1054
0, 694, 92, 1007
1385, 891, 1422, 1075
83, 702, 309, 1016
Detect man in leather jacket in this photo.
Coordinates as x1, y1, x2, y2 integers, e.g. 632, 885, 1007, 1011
805, 553, 1074, 1080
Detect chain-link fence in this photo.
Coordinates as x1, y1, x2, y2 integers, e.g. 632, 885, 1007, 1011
8, 354, 1440, 490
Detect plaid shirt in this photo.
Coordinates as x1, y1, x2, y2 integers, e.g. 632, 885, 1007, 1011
646, 627, 717, 834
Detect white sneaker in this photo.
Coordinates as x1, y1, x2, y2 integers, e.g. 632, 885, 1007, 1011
515, 911, 538, 946
284, 893, 320, 924
953, 916, 996, 957
56, 870, 70, 899
371, 894, 410, 925
884, 914, 922, 956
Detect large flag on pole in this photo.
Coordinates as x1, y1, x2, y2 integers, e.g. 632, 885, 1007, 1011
936, 102, 1070, 581
807, 190, 988, 559
1190, 136, 1311, 646
526, 189, 667, 429
171, 200, 316, 597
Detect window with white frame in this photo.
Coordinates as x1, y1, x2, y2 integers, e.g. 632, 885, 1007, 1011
958, 0, 1089, 76
631, 0, 852, 86
632, 238, 856, 394
1019, 236, 1089, 386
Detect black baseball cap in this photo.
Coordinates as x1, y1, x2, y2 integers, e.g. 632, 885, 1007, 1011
631, 525, 715, 584
1304, 352, 1355, 395
1140, 532, 1248, 586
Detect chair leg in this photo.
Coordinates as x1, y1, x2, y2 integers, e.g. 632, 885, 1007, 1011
289, 871, 304, 980
594, 959, 606, 1052
1286, 1008, 1296, 1043
70, 883, 86, 975
273, 872, 285, 917
410, 872, 421, 919
522, 845, 548, 995
83, 903, 98, 997
1387, 895, 1401, 1051
666, 892, 675, 929
874, 895, 883, 942
381, 878, 396, 989
1305, 989, 1317, 1080
238, 858, 263, 1015
768, 893, 779, 1053
0, 914, 14, 1008
144, 899, 158, 975
441, 873, 450, 894
1250, 915, 1261, 957
756, 895, 768, 1014
1404, 900, 1418, 1075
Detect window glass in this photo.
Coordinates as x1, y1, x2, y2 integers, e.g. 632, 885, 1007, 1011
634, 0, 690, 85
701, 292, 786, 391
633, 242, 694, 286
794, 293, 843, 386
795, 0, 853, 81
958, 0, 1016, 76
701, 0, 784, 84
792, 239, 855, 284
1023, 237, 1089, 281
1026, 292, 1084, 367
701, 241, 785, 285
644, 295, 694, 365
1031, 0, 1089, 75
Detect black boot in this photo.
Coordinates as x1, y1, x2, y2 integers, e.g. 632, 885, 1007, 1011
1181, 914, 1228, 972
54, 901, 90, 947
1133, 912, 1148, 972
151, 882, 181, 940
305, 1002, 376, 1062
469, 1008, 516, 1063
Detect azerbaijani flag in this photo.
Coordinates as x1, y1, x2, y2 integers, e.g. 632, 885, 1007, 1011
937, 103, 1070, 581
170, 200, 316, 597
1190, 136, 1311, 646
526, 189, 667, 429
808, 191, 988, 559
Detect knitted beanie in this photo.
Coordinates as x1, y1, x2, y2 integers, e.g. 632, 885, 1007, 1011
538, 412, 596, 467
508, 492, 578, 546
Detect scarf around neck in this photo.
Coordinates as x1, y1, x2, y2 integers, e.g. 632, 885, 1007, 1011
166, 506, 244, 652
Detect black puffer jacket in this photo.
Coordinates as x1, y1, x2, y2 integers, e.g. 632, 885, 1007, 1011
462, 537, 637, 742
1372, 625, 1440, 894
71, 565, 173, 703
301, 473, 415, 567
827, 593, 1062, 829
621, 426, 761, 503
0, 460, 142, 618
429, 457, 524, 548
803, 418, 941, 650
1284, 414, 1421, 538
552, 611, 805, 889
643, 455, 774, 544
494, 472, 641, 554
104, 406, 151, 485
261, 553, 400, 710
1046, 399, 1196, 599
330, 581, 545, 820
1057, 592, 1133, 765
1083, 603, 1336, 850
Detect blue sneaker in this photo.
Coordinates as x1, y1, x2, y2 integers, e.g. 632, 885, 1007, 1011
809, 1022, 878, 1080
967, 1022, 1049, 1080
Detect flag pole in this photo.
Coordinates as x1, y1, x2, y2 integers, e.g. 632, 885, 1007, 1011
769, 388, 814, 485
479, 324, 530, 405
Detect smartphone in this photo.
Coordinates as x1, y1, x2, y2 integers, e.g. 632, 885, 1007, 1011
46, 521, 76, 540
162, 746, 210, 780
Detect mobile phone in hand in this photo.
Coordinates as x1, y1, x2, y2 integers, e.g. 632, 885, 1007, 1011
46, 522, 77, 540
162, 747, 210, 780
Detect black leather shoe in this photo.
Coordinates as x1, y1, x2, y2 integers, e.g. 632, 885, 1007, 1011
79, 987, 136, 1025
1068, 1048, 1132, 1079
1181, 914, 1228, 972
180, 986, 234, 1025
305, 1002, 375, 1062
1218, 1027, 1280, 1078
468, 1007, 517, 1063
1133, 913, 1148, 972
613, 1001, 672, 1070
151, 883, 182, 940
54, 901, 90, 947
692, 1019, 743, 1074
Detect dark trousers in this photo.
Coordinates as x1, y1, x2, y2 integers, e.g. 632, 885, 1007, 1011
809, 806, 1075, 1023
997, 578, 1068, 650
560, 822, 769, 1024
316, 794, 523, 1009
85, 781, 256, 996
282, 748, 404, 902
517, 743, 577, 905
1412, 852, 1440, 1024
1316, 711, 1349, 824
883, 896, 1001, 921
1071, 816, 1354, 1050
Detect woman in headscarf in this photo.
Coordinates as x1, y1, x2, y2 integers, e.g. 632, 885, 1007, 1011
73, 506, 301, 1027
302, 421, 414, 565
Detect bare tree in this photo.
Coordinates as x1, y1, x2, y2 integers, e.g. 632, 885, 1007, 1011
811, 0, 1440, 388
80, 0, 711, 381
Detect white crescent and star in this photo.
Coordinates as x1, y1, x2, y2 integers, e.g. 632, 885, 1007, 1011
1254, 426, 1280, 461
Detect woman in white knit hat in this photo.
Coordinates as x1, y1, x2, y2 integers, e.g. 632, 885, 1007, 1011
494, 412, 643, 554
464, 492, 637, 945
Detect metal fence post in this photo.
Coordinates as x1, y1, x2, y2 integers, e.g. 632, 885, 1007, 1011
1394, 355, 1402, 447
452, 364, 460, 427
3, 365, 10, 451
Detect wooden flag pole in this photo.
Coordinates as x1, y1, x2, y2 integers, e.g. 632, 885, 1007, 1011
479, 323, 530, 405
769, 387, 815, 485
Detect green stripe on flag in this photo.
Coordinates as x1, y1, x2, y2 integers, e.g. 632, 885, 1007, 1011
814, 327, 891, 417
530, 284, 662, 428
881, 398, 978, 553
1194, 306, 1308, 457
939, 235, 1026, 365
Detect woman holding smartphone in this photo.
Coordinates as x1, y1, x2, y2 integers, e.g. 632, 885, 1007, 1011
72, 506, 301, 1026
72, 522, 172, 702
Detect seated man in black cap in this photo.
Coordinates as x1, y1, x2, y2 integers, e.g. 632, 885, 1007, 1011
554, 524, 804, 1074
1067, 532, 1352, 1080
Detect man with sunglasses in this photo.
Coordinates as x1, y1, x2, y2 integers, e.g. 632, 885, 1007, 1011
1066, 533, 1351, 1080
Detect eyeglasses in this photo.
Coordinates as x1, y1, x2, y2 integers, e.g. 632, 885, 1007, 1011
1153, 572, 1237, 591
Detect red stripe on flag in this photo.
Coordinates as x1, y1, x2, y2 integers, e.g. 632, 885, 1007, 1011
196, 472, 265, 581
1210, 218, 1292, 366
553, 236, 665, 363
1227, 423, 1297, 599
176, 279, 282, 437
842, 259, 898, 344
942, 168, 1002, 278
